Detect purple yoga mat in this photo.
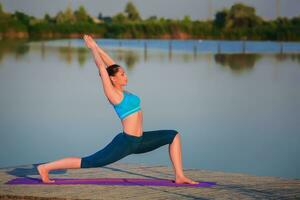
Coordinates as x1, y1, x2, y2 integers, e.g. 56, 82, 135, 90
6, 177, 216, 187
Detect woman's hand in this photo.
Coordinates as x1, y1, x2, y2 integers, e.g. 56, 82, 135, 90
83, 34, 116, 66
83, 34, 98, 50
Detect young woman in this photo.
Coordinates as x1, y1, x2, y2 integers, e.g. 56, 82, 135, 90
37, 34, 198, 185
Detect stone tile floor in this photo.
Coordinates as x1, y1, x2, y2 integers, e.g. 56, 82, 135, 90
0, 162, 299, 200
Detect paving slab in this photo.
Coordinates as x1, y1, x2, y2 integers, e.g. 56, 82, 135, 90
0, 162, 299, 200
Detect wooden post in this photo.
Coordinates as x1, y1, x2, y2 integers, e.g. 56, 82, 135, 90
144, 41, 147, 62
169, 40, 172, 61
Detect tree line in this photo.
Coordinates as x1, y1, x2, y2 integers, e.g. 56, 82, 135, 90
0, 2, 299, 41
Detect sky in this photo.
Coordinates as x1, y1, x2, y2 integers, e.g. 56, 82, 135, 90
0, 0, 299, 20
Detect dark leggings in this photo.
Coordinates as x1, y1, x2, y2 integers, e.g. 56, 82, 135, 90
80, 129, 178, 168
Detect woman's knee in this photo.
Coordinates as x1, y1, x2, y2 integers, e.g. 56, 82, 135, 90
80, 157, 92, 168
171, 129, 179, 137
80, 153, 123, 168
80, 136, 135, 168
169, 129, 179, 144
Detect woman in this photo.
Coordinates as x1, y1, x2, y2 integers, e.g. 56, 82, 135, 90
37, 34, 198, 184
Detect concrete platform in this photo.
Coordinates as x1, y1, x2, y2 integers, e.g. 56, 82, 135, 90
0, 162, 299, 199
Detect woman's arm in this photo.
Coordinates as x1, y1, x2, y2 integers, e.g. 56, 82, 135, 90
84, 35, 120, 104
95, 45, 116, 67
86, 35, 116, 67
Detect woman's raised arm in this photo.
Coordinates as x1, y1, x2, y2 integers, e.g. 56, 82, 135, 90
85, 35, 116, 67
83, 35, 119, 103
95, 45, 116, 67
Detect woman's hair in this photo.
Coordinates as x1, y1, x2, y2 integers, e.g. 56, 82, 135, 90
106, 64, 121, 76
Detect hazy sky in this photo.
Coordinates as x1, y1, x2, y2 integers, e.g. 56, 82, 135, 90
0, 0, 299, 20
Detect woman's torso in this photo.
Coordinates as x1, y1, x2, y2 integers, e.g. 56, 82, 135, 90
121, 110, 143, 137
110, 89, 143, 137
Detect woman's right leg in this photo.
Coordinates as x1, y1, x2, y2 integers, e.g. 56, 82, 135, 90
80, 132, 140, 168
37, 157, 81, 183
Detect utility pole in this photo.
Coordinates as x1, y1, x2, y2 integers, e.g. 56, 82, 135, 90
208, 0, 213, 20
276, 0, 283, 54
68, 0, 72, 10
276, 0, 281, 18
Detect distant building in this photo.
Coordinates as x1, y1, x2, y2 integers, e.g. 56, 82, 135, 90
92, 17, 103, 24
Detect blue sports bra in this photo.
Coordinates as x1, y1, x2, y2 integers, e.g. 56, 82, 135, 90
110, 90, 141, 120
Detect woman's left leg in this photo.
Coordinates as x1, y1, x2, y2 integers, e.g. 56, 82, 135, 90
37, 132, 141, 183
168, 133, 198, 184
133, 129, 198, 184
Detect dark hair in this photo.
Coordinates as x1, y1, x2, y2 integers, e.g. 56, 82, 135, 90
106, 64, 121, 76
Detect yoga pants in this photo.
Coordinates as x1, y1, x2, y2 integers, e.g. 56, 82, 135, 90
80, 129, 178, 168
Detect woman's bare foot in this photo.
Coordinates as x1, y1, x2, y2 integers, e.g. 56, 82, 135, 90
175, 175, 199, 184
37, 164, 55, 183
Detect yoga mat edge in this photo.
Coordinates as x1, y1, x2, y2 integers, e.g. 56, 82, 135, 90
6, 177, 217, 188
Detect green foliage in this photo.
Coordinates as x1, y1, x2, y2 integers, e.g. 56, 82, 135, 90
74, 5, 92, 23
104, 23, 126, 38
112, 12, 128, 23
146, 16, 158, 22
214, 3, 263, 30
0, 2, 299, 41
28, 22, 105, 40
44, 13, 56, 24
214, 9, 228, 29
55, 6, 76, 24
124, 1, 141, 21
0, 3, 3, 14
229, 3, 262, 28
13, 11, 32, 26
0, 3, 28, 33
0, 3, 9, 20
182, 15, 191, 24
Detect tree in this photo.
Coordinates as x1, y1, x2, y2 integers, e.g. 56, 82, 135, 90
97, 12, 103, 20
214, 9, 228, 29
13, 11, 31, 26
44, 13, 53, 23
124, 1, 141, 21
112, 12, 127, 23
0, 3, 9, 19
146, 16, 157, 21
56, 6, 76, 24
74, 5, 89, 22
182, 15, 191, 24
226, 3, 262, 29
0, 3, 3, 14
102, 16, 112, 24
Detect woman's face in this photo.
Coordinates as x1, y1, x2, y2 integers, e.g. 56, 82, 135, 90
111, 67, 128, 86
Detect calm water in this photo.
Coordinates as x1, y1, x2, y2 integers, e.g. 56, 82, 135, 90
0, 39, 299, 180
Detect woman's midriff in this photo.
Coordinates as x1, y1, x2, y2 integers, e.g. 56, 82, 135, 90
121, 110, 143, 137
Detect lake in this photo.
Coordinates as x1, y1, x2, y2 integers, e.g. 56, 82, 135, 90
0, 39, 299, 180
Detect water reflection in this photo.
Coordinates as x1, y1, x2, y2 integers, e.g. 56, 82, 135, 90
0, 39, 30, 63
214, 54, 261, 74
59, 46, 73, 64
113, 49, 139, 70
1, 40, 300, 73
57, 46, 89, 67
275, 53, 300, 64
77, 47, 88, 67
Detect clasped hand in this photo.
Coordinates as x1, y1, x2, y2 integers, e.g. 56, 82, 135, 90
83, 34, 98, 50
